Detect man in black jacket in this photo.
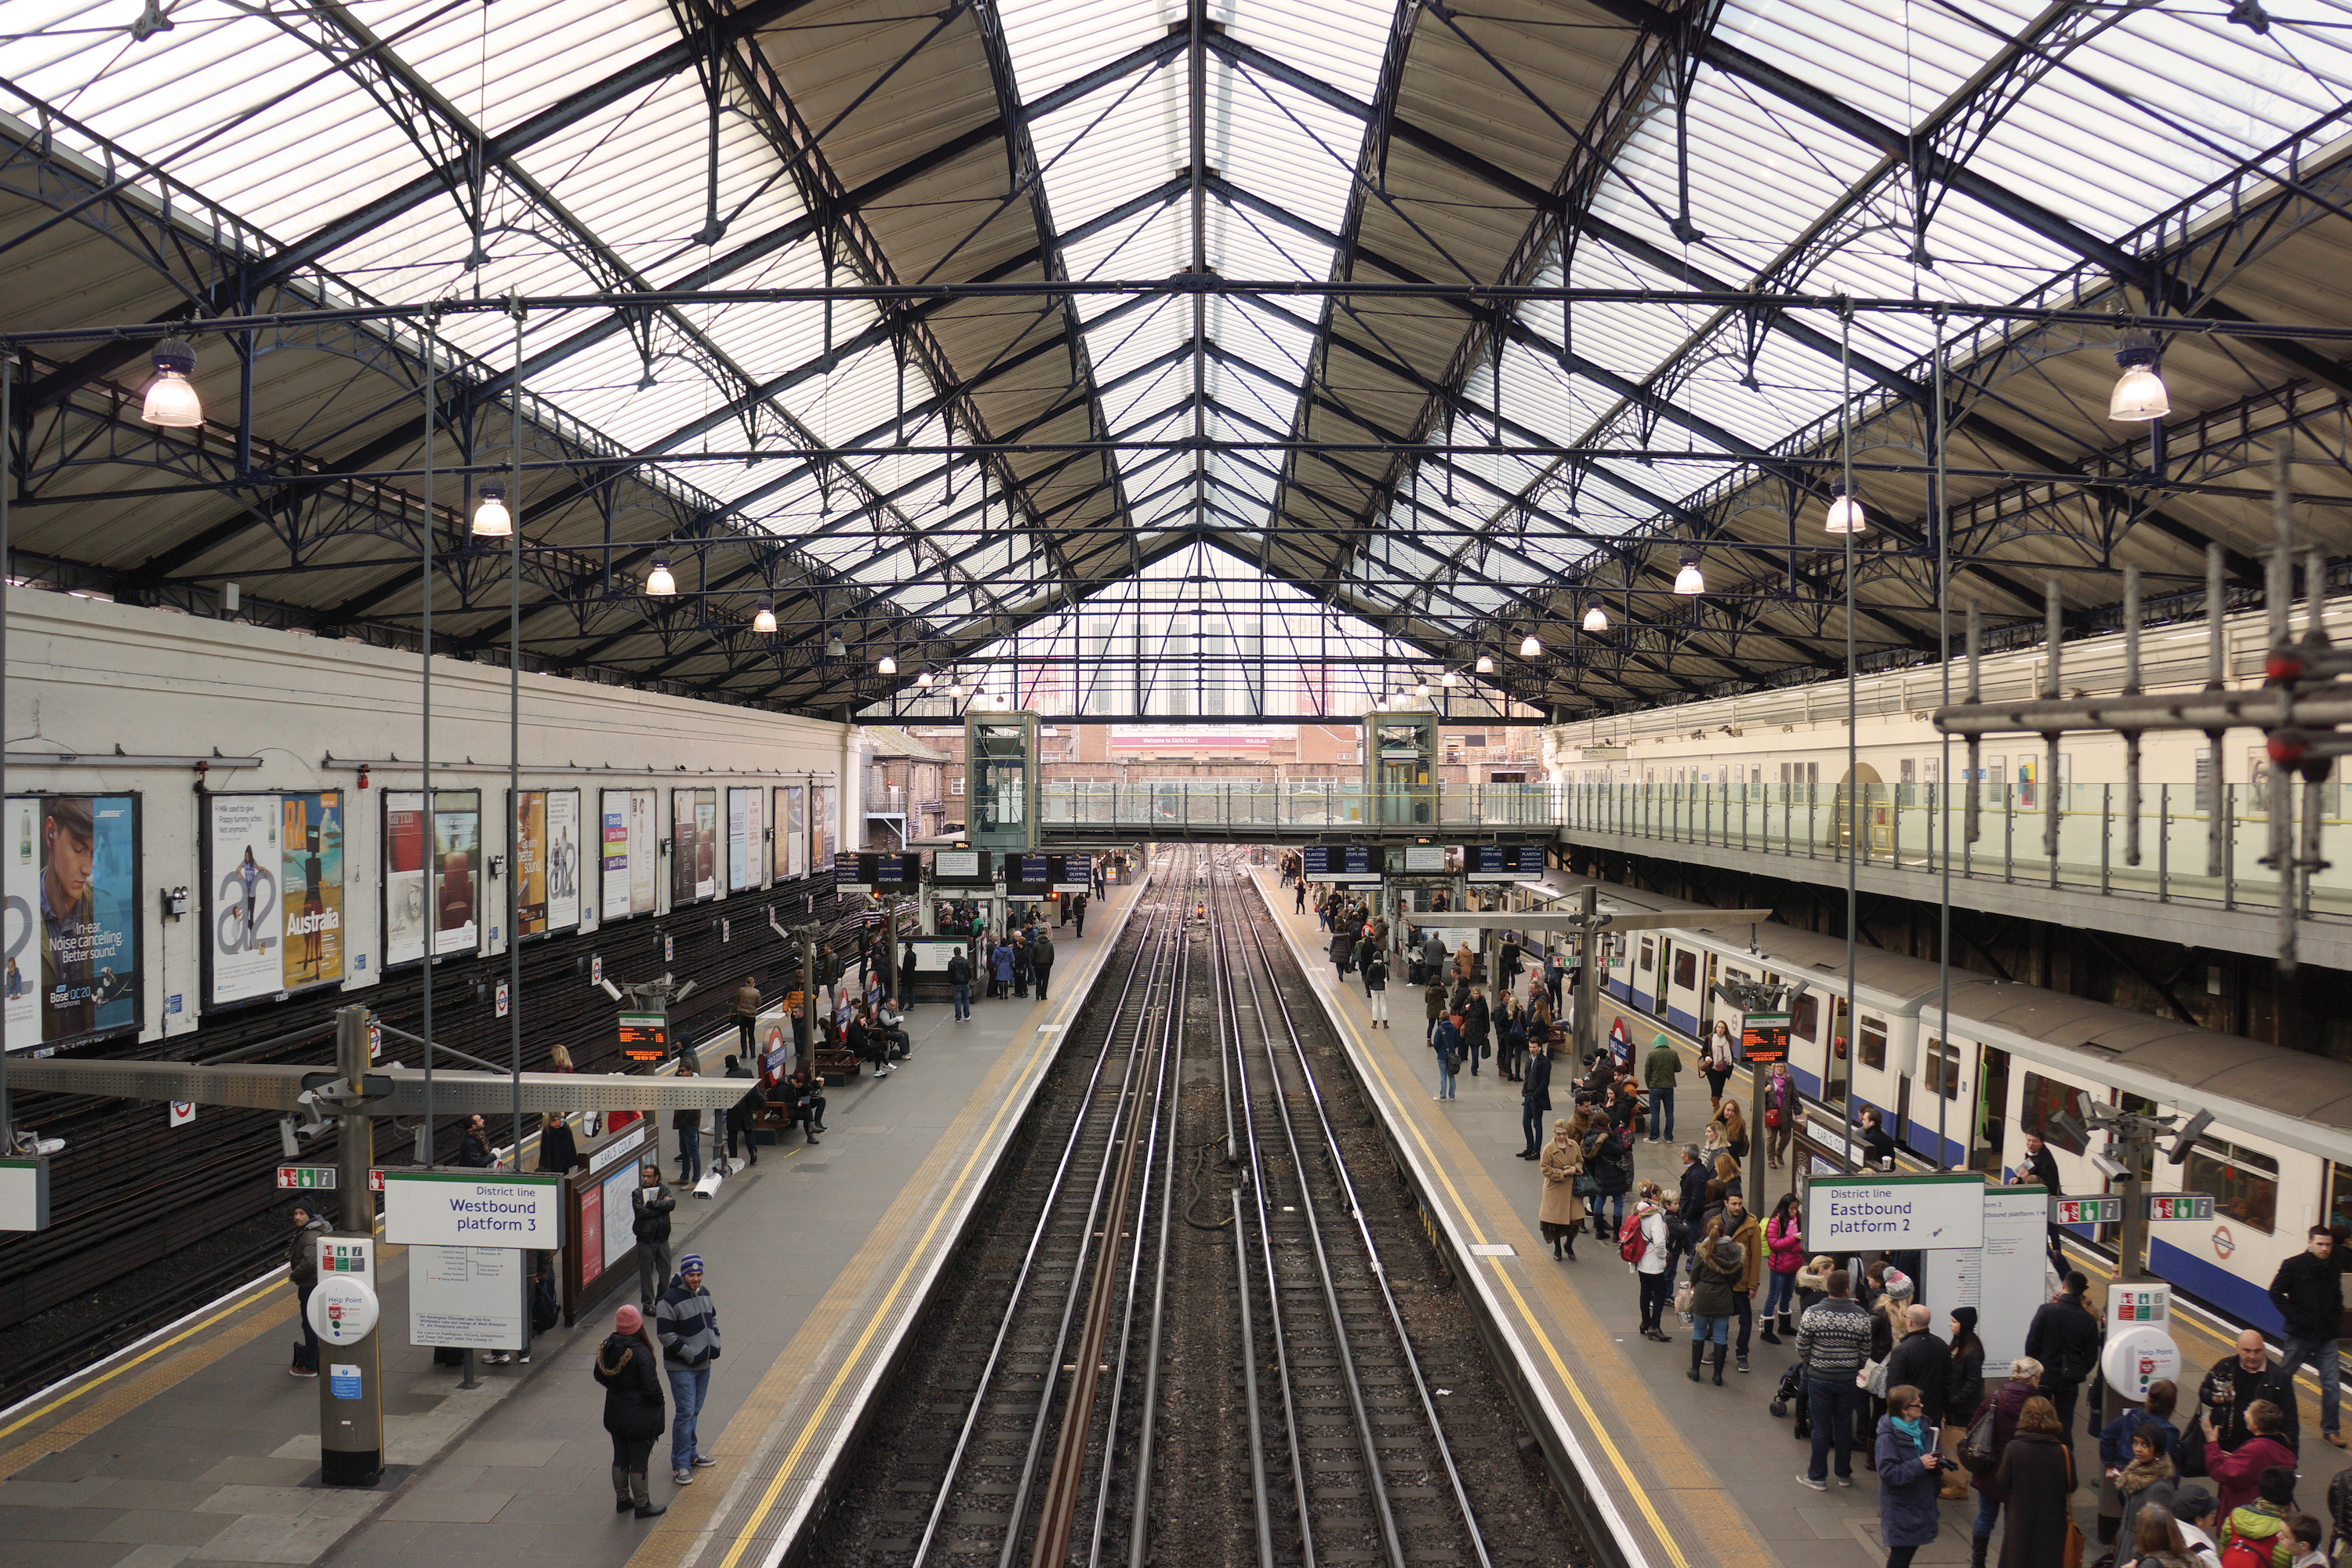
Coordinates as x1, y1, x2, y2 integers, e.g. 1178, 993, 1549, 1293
1463, 987, 1490, 1079
2271, 1226, 2345, 1447
1676, 1144, 1709, 1276
1883, 1302, 1952, 1428
2201, 1328, 2302, 1453
2024, 1270, 2102, 1443
1031, 930, 1055, 1001
946, 948, 972, 1022
631, 1166, 675, 1309
1519, 1031, 1552, 1158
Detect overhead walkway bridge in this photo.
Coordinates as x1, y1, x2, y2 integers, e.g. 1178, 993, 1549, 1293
1555, 780, 2352, 969
1030, 779, 1559, 843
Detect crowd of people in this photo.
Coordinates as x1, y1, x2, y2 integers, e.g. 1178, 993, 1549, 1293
1280, 874, 2352, 1568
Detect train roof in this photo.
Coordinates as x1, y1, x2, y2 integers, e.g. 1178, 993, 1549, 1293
1519, 870, 2352, 1163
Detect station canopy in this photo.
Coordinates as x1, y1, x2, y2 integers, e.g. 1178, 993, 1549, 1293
2, 0, 2349, 719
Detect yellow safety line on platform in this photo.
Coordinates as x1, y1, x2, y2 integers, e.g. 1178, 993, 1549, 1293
1337, 996, 1699, 1568
0, 1280, 295, 1478
702, 1020, 1064, 1568
1261, 872, 1709, 1568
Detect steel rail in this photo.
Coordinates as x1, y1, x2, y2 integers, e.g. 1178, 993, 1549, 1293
1215, 866, 1408, 1568
905, 871, 1181, 1568
1217, 862, 1321, 1568
1228, 871, 1496, 1568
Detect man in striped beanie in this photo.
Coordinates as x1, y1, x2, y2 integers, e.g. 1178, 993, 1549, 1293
655, 1254, 722, 1485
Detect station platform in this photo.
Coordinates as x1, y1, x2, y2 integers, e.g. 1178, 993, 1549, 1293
1250, 867, 2352, 1568
0, 875, 1145, 1568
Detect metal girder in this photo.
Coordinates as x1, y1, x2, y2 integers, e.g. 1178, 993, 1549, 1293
15, 0, 825, 416
4, 1058, 748, 1116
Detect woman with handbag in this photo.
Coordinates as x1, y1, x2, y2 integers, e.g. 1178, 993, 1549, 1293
1943, 1307, 1987, 1498
1992, 1396, 2078, 1568
1538, 1118, 1587, 1260
1968, 1357, 2049, 1568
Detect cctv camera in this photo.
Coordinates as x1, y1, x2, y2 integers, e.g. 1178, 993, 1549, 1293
2090, 1149, 2129, 1183
280, 1117, 302, 1159
598, 978, 623, 1002
2169, 1108, 2216, 1164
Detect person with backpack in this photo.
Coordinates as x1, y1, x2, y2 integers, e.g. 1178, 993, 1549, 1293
1537, 1118, 1585, 1260
2024, 1270, 2103, 1443
1585, 1116, 1632, 1240
2217, 1468, 2300, 1568
1631, 1180, 1676, 1340
1432, 1009, 1464, 1101
1687, 1221, 1744, 1386
594, 1304, 668, 1519
720, 1055, 761, 1170
285, 1203, 329, 1377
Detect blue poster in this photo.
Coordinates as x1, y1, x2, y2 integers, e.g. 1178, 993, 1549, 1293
6, 793, 140, 1051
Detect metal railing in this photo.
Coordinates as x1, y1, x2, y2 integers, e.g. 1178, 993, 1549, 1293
1036, 780, 1559, 829
1560, 781, 2350, 919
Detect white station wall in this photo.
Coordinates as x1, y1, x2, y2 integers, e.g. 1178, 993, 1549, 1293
4, 589, 849, 1044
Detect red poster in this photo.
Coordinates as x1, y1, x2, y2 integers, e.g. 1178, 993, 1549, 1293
579, 1185, 603, 1286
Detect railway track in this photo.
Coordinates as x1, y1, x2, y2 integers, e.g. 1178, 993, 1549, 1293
809, 850, 1584, 1568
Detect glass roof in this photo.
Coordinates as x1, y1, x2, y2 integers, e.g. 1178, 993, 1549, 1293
4, 0, 2351, 707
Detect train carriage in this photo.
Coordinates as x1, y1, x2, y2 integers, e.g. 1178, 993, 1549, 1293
1517, 869, 2352, 1337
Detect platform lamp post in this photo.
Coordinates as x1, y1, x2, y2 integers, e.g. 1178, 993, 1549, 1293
469, 296, 527, 1172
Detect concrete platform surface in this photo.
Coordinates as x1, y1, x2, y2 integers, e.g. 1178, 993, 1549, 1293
0, 875, 1142, 1568
1254, 866, 2352, 1568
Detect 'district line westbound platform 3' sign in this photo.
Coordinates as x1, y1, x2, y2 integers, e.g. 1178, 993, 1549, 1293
380, 1171, 564, 1247
1805, 1172, 1985, 1250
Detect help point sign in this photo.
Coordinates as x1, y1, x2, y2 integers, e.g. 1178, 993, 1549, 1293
381, 1171, 563, 1247
1805, 1172, 1985, 1250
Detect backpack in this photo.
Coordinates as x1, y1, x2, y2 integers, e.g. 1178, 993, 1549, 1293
1618, 1213, 1648, 1265
530, 1272, 561, 1334
2220, 1535, 2273, 1568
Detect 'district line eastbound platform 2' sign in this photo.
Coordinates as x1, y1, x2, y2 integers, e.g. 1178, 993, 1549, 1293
380, 1171, 563, 1247
1804, 1172, 1986, 1250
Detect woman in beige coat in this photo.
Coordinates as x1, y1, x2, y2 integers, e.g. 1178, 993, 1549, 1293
1539, 1118, 1587, 1261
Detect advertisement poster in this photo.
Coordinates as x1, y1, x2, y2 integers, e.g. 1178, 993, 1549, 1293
812, 782, 836, 872
599, 789, 657, 920
672, 789, 717, 906
4, 793, 140, 1052
774, 786, 808, 882
205, 792, 343, 1008
384, 789, 481, 967
514, 789, 582, 937
727, 788, 764, 893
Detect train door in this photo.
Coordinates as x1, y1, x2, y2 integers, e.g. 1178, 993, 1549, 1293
1824, 994, 1852, 1108
1650, 939, 1672, 1019
1972, 1047, 2010, 1177
1635, 936, 1657, 1012
1666, 945, 1701, 1034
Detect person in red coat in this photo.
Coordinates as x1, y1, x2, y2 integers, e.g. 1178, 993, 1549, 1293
2205, 1399, 2299, 1516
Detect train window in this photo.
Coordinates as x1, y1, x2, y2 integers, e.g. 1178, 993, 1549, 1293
1923, 1038, 1962, 1099
2328, 1163, 2352, 1234
1859, 1017, 1888, 1070
1791, 993, 1820, 1042
1674, 951, 1697, 990
1640, 938, 1654, 972
2187, 1138, 2278, 1235
2019, 1072, 2090, 1155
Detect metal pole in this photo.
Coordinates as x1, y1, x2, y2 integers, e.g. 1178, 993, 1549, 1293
1933, 314, 1951, 1172
800, 931, 818, 1076
0, 339, 9, 1142
419, 327, 436, 1166
1574, 884, 1599, 1065
2118, 1127, 2148, 1284
508, 303, 524, 1170
336, 1005, 376, 1223
1841, 307, 1858, 1168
